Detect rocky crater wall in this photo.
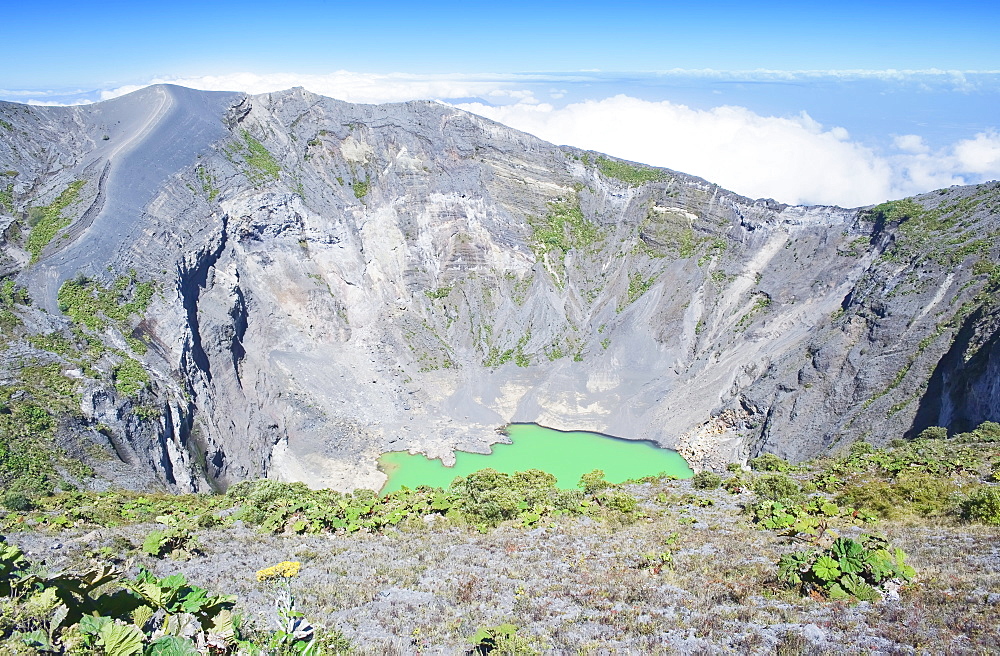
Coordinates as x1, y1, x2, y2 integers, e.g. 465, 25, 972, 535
0, 85, 998, 492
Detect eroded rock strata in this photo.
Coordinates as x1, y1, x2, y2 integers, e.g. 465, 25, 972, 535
0, 84, 997, 492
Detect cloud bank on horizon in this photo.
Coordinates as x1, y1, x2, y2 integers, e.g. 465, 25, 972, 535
11, 69, 1000, 208
457, 98, 1000, 208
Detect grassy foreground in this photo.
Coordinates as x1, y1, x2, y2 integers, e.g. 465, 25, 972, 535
2, 426, 1000, 654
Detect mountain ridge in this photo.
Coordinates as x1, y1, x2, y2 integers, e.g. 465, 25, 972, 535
0, 84, 997, 495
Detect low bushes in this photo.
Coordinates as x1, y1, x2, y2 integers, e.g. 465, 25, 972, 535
836, 472, 966, 519
751, 473, 800, 501
750, 453, 792, 472
961, 486, 1000, 525
691, 471, 722, 490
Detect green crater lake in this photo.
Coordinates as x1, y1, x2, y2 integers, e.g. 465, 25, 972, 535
378, 423, 693, 494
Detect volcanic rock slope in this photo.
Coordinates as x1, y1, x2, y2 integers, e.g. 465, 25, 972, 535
0, 84, 998, 492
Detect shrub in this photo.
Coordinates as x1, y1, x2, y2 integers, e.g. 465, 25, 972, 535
579, 469, 610, 495
691, 471, 722, 490
917, 426, 948, 440
848, 440, 876, 457
750, 453, 791, 472
972, 421, 1000, 442
454, 468, 563, 528
0, 540, 297, 655
961, 486, 1000, 525
752, 474, 800, 501
722, 475, 749, 494
600, 490, 639, 514
748, 497, 876, 533
0, 492, 34, 512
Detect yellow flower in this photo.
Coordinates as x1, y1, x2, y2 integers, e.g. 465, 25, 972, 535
255, 560, 301, 582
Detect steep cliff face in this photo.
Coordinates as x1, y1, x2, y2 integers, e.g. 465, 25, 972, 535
1, 85, 998, 492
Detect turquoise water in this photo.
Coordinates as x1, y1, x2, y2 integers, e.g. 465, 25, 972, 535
378, 423, 693, 493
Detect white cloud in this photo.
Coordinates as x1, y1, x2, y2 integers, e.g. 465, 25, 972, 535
26, 98, 93, 106
952, 130, 1000, 175
98, 71, 546, 105
893, 134, 930, 154
454, 96, 885, 206
453, 96, 999, 206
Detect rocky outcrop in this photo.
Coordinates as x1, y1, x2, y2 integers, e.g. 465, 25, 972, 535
1, 85, 998, 491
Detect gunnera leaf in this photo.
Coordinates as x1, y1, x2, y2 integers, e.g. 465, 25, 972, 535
97, 620, 144, 656
812, 556, 841, 582
141, 530, 167, 557
145, 635, 201, 656
827, 582, 850, 601
842, 573, 881, 602
832, 538, 865, 573
892, 548, 916, 581
777, 551, 811, 584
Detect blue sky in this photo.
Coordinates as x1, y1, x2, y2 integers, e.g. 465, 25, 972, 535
3, 1, 999, 206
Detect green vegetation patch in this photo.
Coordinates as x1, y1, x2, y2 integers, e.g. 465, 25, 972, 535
4, 465, 656, 537
228, 467, 643, 535
748, 496, 876, 534
806, 428, 1000, 522
0, 279, 27, 309
961, 486, 1000, 525
595, 156, 667, 187
528, 198, 601, 258
25, 180, 85, 262
228, 130, 280, 184
527, 198, 602, 287
734, 292, 771, 331
618, 272, 657, 311
484, 331, 531, 368
0, 353, 93, 502
838, 235, 871, 257
638, 208, 714, 259
195, 165, 220, 201
867, 198, 925, 226
57, 271, 155, 331
0, 182, 12, 213
0, 404, 62, 500
353, 177, 370, 199
860, 195, 1000, 412
424, 286, 452, 300
869, 189, 1000, 267
8, 362, 82, 415
777, 534, 914, 602
112, 354, 150, 397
